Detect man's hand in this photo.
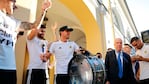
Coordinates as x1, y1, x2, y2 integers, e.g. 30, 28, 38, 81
42, 0, 52, 12
51, 22, 58, 32
40, 53, 50, 62
105, 81, 110, 84
135, 55, 143, 61
51, 22, 59, 40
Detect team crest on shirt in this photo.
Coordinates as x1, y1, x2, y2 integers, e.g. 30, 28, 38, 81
69, 46, 72, 48
144, 50, 147, 54
59, 47, 62, 49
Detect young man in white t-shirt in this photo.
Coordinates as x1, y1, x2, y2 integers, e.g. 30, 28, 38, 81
49, 26, 80, 84
0, 0, 51, 84
25, 24, 50, 84
131, 37, 149, 84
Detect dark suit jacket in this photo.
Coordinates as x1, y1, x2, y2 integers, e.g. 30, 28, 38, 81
105, 50, 136, 84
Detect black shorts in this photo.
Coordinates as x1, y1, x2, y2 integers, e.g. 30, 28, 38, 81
56, 74, 70, 84
0, 69, 16, 84
25, 69, 47, 84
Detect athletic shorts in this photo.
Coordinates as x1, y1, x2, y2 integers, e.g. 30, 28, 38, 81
0, 69, 16, 84
25, 69, 47, 84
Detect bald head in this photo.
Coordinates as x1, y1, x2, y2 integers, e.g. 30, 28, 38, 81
114, 38, 123, 52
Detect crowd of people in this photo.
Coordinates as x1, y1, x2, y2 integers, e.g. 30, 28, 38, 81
0, 0, 149, 84
104, 36, 149, 84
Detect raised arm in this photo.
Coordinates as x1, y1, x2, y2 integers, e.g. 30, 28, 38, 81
51, 22, 58, 41
18, 0, 52, 31
27, 28, 38, 40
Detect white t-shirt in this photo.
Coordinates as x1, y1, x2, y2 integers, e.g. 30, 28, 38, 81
0, 10, 21, 70
49, 40, 79, 74
27, 36, 48, 69
136, 43, 149, 80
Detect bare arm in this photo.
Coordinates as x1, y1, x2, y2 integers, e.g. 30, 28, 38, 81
27, 29, 38, 40
18, 0, 52, 31
140, 57, 149, 62
46, 42, 52, 53
131, 56, 137, 63
134, 55, 149, 62
51, 22, 58, 41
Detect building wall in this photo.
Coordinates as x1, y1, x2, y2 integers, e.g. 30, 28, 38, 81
97, 0, 139, 49
82, 0, 139, 54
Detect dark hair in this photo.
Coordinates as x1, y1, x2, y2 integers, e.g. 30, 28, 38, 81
130, 37, 139, 44
59, 26, 73, 32
124, 43, 132, 48
40, 24, 46, 29
107, 48, 113, 51
96, 52, 101, 55
96, 52, 102, 58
